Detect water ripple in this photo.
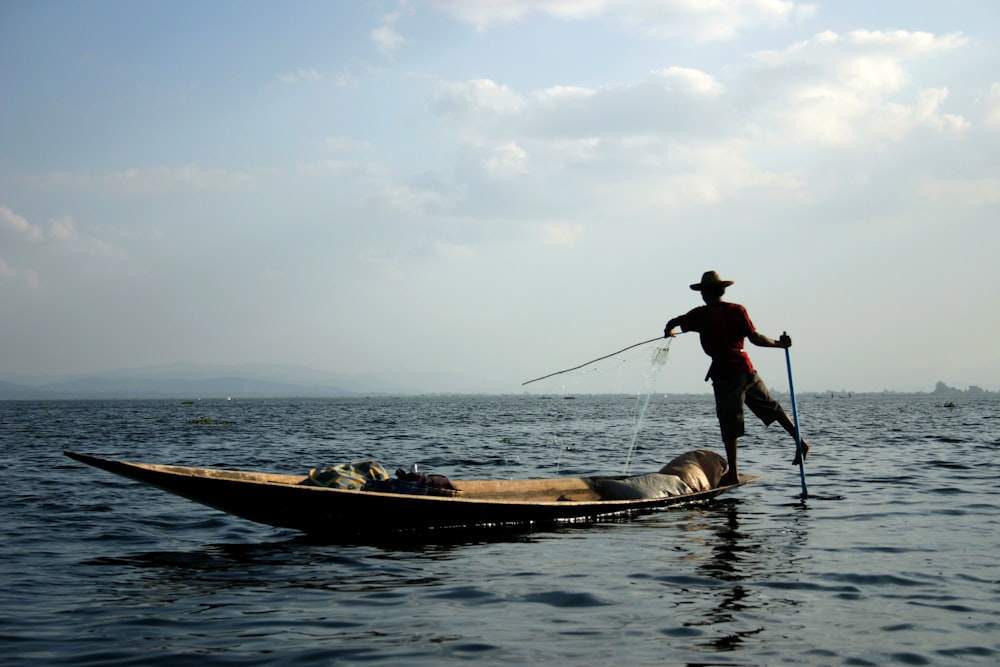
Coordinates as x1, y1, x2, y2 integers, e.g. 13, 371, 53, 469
2, 395, 998, 666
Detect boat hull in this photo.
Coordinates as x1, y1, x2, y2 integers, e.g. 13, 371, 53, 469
64, 451, 760, 536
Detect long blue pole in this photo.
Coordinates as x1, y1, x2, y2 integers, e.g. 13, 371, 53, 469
783, 332, 808, 499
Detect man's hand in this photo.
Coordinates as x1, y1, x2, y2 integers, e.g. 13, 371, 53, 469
779, 333, 792, 348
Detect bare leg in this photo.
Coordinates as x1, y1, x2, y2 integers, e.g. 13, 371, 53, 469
720, 437, 740, 486
775, 412, 810, 464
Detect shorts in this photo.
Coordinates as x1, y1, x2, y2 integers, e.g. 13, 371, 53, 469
711, 371, 786, 442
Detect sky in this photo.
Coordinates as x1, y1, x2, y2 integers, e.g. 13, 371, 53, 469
1, 0, 998, 394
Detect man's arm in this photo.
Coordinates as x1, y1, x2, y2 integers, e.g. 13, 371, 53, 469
748, 330, 791, 348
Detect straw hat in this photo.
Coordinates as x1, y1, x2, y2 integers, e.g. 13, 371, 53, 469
690, 270, 734, 291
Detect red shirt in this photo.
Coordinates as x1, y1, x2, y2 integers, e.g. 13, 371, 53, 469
677, 302, 756, 380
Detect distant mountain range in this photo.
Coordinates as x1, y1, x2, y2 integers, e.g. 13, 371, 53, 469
0, 365, 992, 400
0, 363, 486, 399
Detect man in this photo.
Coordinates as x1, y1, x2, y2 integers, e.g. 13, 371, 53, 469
664, 271, 810, 486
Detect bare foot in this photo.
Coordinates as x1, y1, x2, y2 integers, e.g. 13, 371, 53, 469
719, 472, 740, 487
792, 439, 810, 465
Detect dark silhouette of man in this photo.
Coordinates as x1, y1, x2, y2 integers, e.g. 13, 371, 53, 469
664, 271, 810, 485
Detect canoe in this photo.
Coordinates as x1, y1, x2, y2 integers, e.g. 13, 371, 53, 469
64, 451, 760, 537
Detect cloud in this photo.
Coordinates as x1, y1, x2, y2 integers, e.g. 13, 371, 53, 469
371, 182, 457, 216
0, 205, 126, 290
295, 158, 380, 180
541, 222, 583, 246
0, 256, 41, 288
910, 88, 969, 134
921, 178, 1000, 206
428, 0, 605, 29
104, 164, 257, 193
422, 29, 972, 228
654, 67, 723, 96
984, 83, 1000, 129
372, 25, 405, 54
20, 165, 258, 194
428, 0, 812, 39
0, 206, 81, 289
435, 68, 725, 142
423, 64, 796, 223
1, 205, 76, 243
434, 79, 526, 116
48, 216, 77, 241
618, 0, 815, 41
371, 2, 413, 55
1, 205, 45, 242
483, 142, 529, 177
277, 68, 324, 84
432, 241, 476, 260
742, 30, 970, 145
323, 136, 372, 153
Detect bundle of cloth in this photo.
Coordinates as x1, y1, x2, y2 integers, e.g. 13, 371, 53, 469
303, 460, 459, 496
305, 459, 390, 489
363, 468, 461, 497
592, 449, 728, 501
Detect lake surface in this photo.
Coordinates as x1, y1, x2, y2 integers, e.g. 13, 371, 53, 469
1, 393, 997, 665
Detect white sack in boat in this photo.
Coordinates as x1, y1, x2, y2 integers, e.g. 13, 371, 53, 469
658, 449, 728, 492
593, 473, 692, 500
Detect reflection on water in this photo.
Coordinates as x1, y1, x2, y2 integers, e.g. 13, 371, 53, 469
687, 501, 766, 652
698, 501, 752, 582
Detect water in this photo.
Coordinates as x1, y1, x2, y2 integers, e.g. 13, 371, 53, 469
1, 394, 997, 665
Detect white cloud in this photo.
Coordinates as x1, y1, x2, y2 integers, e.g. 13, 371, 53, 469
428, 0, 811, 40
744, 30, 970, 145
984, 83, 1000, 129
1, 206, 79, 243
296, 159, 373, 179
372, 2, 412, 55
419, 25, 976, 237
541, 222, 583, 246
672, 143, 803, 202
428, 0, 606, 29
277, 68, 324, 84
567, 139, 804, 219
48, 216, 77, 241
535, 85, 595, 104
618, 0, 813, 41
653, 67, 723, 95
0, 256, 41, 288
426, 64, 806, 221
435, 79, 526, 115
102, 164, 257, 193
372, 182, 456, 216
323, 136, 371, 153
19, 165, 258, 194
0, 207, 82, 289
433, 241, 476, 260
372, 25, 405, 53
921, 178, 1000, 206
911, 88, 969, 133
1, 205, 45, 242
0, 205, 125, 291
483, 142, 529, 177
436, 68, 725, 144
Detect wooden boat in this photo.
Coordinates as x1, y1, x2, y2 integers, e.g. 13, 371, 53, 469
64, 451, 760, 537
